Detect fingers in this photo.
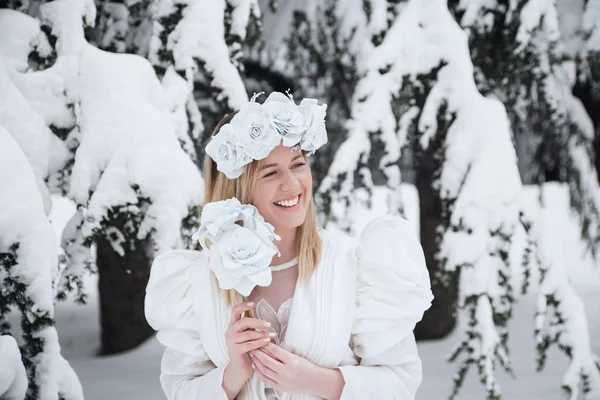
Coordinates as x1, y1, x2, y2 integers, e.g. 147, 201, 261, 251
251, 348, 284, 372
264, 343, 291, 364
230, 317, 272, 333
237, 337, 272, 354
250, 351, 280, 382
230, 302, 255, 324
253, 366, 280, 390
235, 330, 275, 344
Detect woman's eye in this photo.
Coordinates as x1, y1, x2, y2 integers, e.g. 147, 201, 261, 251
293, 162, 306, 169
262, 171, 276, 178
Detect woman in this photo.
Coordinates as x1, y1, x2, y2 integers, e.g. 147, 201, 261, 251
144, 92, 433, 400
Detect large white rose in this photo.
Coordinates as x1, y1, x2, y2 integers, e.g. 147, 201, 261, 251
193, 198, 244, 247
209, 225, 275, 296
298, 98, 328, 152
239, 204, 280, 248
205, 125, 252, 179
263, 92, 306, 147
230, 102, 281, 159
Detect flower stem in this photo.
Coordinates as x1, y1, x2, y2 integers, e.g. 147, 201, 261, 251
241, 295, 252, 318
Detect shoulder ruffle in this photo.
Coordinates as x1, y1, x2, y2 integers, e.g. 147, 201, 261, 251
145, 249, 207, 356
353, 215, 433, 359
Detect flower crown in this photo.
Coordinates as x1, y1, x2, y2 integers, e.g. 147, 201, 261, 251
206, 91, 328, 179
192, 198, 280, 296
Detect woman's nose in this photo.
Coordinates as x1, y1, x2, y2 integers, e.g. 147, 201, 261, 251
280, 171, 300, 192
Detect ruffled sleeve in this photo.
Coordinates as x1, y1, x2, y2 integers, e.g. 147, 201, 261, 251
338, 216, 434, 399
145, 249, 228, 400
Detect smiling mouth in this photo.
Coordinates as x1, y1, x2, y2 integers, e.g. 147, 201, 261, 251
274, 194, 301, 208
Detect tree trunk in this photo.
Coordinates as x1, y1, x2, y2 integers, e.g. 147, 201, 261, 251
96, 228, 154, 355
413, 160, 458, 341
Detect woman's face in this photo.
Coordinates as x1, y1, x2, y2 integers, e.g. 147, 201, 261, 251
251, 144, 313, 234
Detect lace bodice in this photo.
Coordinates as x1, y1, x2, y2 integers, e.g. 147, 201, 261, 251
247, 258, 299, 399
247, 257, 298, 345
253, 297, 293, 345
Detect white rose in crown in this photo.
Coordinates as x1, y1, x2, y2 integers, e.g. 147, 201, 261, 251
192, 198, 280, 296
264, 92, 306, 147
229, 102, 281, 160
298, 98, 328, 152
205, 125, 252, 179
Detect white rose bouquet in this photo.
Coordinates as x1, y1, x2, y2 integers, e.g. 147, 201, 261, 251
192, 198, 280, 300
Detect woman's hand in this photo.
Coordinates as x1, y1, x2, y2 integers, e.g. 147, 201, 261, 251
249, 343, 345, 399
222, 302, 275, 399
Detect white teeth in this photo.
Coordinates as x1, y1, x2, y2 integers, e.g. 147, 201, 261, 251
275, 196, 299, 207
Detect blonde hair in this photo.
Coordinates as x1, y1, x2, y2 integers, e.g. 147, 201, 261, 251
202, 112, 322, 305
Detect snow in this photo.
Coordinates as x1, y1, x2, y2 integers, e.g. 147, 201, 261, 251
556, 0, 585, 60
582, 0, 600, 55
0, 127, 83, 400
522, 184, 600, 398
84, 143, 204, 255
227, 0, 261, 41
40, 188, 600, 400
516, 0, 560, 53
0, 335, 27, 400
149, 0, 249, 110
0, 54, 68, 198
161, 67, 201, 159
0, 9, 52, 71
69, 43, 180, 204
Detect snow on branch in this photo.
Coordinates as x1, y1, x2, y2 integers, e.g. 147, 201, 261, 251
522, 184, 600, 399
0, 335, 27, 400
35, 0, 205, 260
0, 126, 83, 400
318, 0, 525, 398
582, 0, 600, 57
82, 144, 204, 255
149, 0, 251, 111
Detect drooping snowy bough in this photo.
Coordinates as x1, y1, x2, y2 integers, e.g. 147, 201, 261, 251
0, 335, 27, 400
149, 0, 261, 157
0, 127, 83, 400
522, 184, 600, 399
1, 0, 206, 356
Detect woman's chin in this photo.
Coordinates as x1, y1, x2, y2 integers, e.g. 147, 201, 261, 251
271, 207, 307, 231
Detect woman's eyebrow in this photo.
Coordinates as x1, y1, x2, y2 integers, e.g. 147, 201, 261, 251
259, 163, 278, 170
260, 155, 303, 170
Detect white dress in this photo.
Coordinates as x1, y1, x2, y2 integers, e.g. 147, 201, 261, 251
145, 215, 434, 400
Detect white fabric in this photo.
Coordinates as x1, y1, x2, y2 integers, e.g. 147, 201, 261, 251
145, 215, 434, 400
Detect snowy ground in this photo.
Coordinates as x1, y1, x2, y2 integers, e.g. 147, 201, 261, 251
46, 196, 600, 400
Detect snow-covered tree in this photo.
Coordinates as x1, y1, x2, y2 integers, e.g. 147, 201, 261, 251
267, 0, 360, 183
1, 0, 205, 355
148, 0, 262, 164
450, 2, 600, 396
561, 0, 600, 178
522, 183, 600, 399
450, 0, 600, 254
90, 0, 154, 55
0, 126, 83, 400
318, 1, 525, 396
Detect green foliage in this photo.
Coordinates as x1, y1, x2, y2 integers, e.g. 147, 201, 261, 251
181, 205, 202, 251
83, 185, 153, 254
1, 243, 59, 400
